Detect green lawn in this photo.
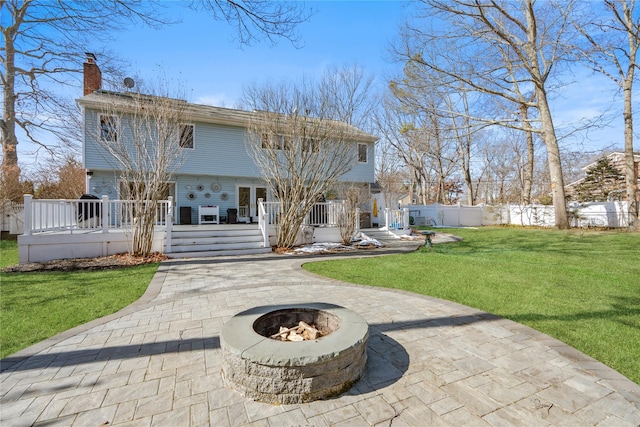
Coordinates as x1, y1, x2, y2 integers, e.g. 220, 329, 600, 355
303, 227, 640, 385
0, 240, 158, 359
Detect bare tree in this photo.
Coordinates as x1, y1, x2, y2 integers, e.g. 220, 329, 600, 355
380, 85, 460, 205
375, 138, 406, 212
333, 182, 371, 245
442, 86, 483, 205
318, 64, 377, 128
1, 0, 311, 202
84, 87, 189, 255
28, 156, 85, 199
394, 0, 579, 228
572, 0, 639, 229
244, 80, 376, 248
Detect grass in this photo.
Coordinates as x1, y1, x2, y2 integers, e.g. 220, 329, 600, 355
303, 226, 640, 385
0, 240, 158, 359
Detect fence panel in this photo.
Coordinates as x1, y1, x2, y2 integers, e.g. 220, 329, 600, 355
406, 202, 631, 228
1, 202, 24, 233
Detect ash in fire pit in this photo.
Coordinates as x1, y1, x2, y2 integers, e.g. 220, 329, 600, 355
221, 303, 368, 404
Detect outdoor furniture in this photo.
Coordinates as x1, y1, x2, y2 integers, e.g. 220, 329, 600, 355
227, 208, 238, 224
179, 206, 192, 225
420, 230, 436, 248
198, 205, 219, 224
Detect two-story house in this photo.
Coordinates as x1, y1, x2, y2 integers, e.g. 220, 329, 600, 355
78, 55, 377, 226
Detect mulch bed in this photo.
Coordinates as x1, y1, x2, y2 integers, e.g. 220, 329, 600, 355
2, 252, 168, 273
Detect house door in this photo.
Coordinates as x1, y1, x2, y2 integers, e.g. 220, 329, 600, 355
238, 185, 267, 222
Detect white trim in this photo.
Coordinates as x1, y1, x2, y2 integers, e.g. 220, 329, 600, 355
236, 184, 268, 222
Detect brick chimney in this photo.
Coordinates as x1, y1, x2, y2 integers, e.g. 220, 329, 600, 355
83, 52, 102, 96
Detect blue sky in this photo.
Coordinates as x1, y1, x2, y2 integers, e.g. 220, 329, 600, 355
109, 1, 409, 108
102, 0, 634, 155
16, 0, 632, 171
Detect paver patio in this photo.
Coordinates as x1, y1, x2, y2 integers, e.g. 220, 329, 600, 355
1, 238, 639, 426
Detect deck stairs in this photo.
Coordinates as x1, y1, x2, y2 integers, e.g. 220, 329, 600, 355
166, 226, 272, 258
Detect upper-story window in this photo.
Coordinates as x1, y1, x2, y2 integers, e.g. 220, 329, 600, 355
179, 124, 194, 149
99, 115, 118, 142
261, 133, 292, 150
358, 143, 368, 163
302, 137, 318, 153
261, 133, 278, 149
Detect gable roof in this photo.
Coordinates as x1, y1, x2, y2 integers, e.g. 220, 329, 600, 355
581, 151, 640, 172
77, 90, 378, 143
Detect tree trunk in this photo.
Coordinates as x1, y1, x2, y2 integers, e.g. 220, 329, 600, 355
463, 166, 473, 205
524, 3, 568, 229
623, 72, 639, 230
537, 92, 568, 228
520, 104, 534, 205
1, 26, 21, 202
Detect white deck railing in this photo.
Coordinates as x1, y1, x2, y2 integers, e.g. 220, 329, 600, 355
381, 208, 410, 231
259, 200, 349, 227
23, 194, 172, 235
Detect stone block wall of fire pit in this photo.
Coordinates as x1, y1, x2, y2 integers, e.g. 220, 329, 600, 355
220, 303, 369, 405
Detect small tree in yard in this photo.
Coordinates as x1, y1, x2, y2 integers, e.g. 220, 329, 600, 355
93, 89, 188, 256
334, 183, 371, 245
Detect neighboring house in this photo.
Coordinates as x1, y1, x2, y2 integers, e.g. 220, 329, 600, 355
565, 152, 640, 202
77, 55, 377, 225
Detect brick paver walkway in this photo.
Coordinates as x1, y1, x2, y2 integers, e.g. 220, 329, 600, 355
2, 239, 639, 426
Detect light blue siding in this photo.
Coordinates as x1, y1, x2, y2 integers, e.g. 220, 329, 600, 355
174, 176, 265, 224
176, 122, 261, 177
83, 105, 376, 223
340, 141, 375, 183
84, 108, 263, 177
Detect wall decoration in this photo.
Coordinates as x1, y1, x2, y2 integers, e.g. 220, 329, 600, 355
187, 192, 197, 200
212, 183, 221, 193
197, 184, 204, 192
204, 193, 211, 198
221, 192, 229, 201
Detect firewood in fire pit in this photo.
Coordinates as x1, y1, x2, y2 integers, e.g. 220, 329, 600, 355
270, 321, 322, 341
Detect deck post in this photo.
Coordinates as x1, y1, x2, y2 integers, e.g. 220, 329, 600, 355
258, 198, 269, 247
384, 208, 390, 231
23, 194, 32, 236
102, 195, 109, 233
165, 196, 173, 253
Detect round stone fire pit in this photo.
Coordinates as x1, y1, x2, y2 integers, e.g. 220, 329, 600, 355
220, 303, 368, 404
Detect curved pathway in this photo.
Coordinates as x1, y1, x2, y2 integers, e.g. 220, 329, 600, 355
1, 239, 639, 426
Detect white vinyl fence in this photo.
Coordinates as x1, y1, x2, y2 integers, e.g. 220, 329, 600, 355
407, 201, 631, 228
1, 201, 24, 235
